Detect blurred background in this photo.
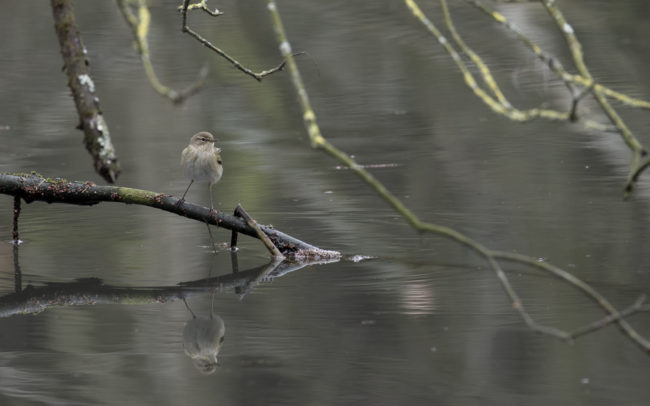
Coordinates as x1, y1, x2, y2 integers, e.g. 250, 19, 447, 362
1, 1, 649, 405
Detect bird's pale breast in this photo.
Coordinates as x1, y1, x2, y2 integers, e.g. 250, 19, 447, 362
181, 145, 223, 185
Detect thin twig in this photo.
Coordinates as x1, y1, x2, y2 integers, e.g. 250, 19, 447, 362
180, 0, 223, 16
234, 204, 285, 259
468, 0, 650, 110
541, 1, 648, 193
495, 251, 650, 351
117, 0, 207, 104
403, 0, 609, 131
568, 82, 595, 122
467, 0, 650, 194
440, 0, 511, 108
569, 295, 647, 340
180, 0, 287, 82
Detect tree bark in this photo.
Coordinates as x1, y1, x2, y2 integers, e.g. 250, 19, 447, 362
0, 173, 340, 261
51, 0, 121, 183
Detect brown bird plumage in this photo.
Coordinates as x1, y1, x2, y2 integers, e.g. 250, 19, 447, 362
179, 131, 223, 211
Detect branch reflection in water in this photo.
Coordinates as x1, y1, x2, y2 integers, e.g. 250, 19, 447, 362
0, 244, 340, 374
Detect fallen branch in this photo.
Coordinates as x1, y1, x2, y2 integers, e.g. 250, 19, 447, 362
0, 173, 340, 261
50, 0, 121, 183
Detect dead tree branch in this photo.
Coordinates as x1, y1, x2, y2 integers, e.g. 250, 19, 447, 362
50, 0, 121, 183
0, 173, 340, 261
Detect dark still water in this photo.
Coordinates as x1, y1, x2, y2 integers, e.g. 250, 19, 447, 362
1, 1, 649, 405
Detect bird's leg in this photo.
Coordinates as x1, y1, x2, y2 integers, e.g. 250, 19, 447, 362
205, 222, 218, 255
208, 184, 217, 216
206, 183, 219, 255
176, 179, 194, 209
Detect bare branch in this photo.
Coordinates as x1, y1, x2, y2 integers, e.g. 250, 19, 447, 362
233, 204, 285, 259
117, 0, 208, 104
179, 0, 287, 82
50, 0, 121, 183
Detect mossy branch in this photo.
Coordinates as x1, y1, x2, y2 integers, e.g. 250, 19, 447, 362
265, 0, 650, 354
0, 173, 340, 261
469, 0, 650, 110
539, 1, 648, 194
50, 0, 121, 183
404, 0, 608, 130
405, 0, 650, 194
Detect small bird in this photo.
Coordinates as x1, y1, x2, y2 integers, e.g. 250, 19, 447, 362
179, 131, 223, 212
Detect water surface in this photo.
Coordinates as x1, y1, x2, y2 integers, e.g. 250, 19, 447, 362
1, 1, 649, 405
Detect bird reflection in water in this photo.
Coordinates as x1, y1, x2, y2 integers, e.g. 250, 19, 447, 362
182, 292, 226, 375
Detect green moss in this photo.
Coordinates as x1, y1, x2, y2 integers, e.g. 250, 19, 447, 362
116, 187, 158, 204
45, 177, 69, 185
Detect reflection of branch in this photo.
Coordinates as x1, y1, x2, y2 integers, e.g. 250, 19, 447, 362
117, 0, 208, 104
265, 0, 650, 355
0, 257, 323, 318
180, 0, 287, 82
180, 256, 316, 299
50, 0, 121, 183
0, 173, 340, 261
